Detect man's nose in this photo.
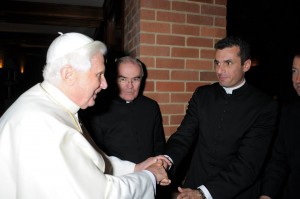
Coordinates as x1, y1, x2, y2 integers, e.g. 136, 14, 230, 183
126, 81, 134, 88
216, 64, 224, 73
101, 76, 108, 89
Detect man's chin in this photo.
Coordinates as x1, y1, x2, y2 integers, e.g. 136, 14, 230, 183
120, 94, 136, 101
84, 100, 96, 109
219, 82, 228, 87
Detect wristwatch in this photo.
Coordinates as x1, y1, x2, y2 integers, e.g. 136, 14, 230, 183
197, 188, 207, 199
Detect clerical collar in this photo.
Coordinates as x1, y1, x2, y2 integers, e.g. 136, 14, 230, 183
222, 79, 246, 94
40, 81, 80, 114
118, 95, 136, 104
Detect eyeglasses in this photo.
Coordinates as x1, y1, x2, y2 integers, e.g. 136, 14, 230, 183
118, 76, 141, 84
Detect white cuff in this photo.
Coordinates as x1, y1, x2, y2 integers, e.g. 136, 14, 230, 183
163, 155, 173, 170
198, 185, 213, 199
143, 170, 156, 194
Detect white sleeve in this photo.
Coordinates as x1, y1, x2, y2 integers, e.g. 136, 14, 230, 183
108, 155, 135, 176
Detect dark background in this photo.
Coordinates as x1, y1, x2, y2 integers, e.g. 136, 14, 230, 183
228, 0, 300, 100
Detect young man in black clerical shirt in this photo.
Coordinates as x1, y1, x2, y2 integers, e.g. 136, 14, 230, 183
165, 37, 278, 199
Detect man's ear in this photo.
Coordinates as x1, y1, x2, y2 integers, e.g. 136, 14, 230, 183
60, 65, 76, 84
243, 59, 251, 72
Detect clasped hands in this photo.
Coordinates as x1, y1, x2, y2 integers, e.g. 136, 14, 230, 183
135, 155, 172, 186
176, 187, 203, 199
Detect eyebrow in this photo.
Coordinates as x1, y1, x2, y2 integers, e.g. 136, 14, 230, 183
118, 75, 141, 78
214, 59, 233, 62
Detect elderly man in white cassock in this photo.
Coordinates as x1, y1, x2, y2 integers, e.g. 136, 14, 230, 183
0, 32, 171, 199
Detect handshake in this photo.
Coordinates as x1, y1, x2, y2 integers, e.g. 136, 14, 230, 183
135, 155, 172, 186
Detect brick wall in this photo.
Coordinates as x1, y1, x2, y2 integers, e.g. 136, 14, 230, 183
124, 0, 227, 138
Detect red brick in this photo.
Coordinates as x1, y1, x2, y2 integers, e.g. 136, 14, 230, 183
140, 45, 170, 56
157, 11, 185, 23
200, 71, 218, 81
162, 115, 169, 125
172, 24, 199, 36
144, 92, 170, 103
164, 126, 178, 137
141, 0, 171, 10
144, 80, 154, 91
160, 104, 185, 114
187, 37, 213, 47
215, 0, 227, 6
156, 82, 185, 92
186, 59, 213, 70
140, 9, 156, 20
170, 114, 185, 125
171, 93, 193, 103
188, 0, 213, 3
140, 33, 155, 44
201, 26, 226, 38
201, 5, 226, 17
172, 1, 200, 13
215, 17, 226, 27
186, 82, 209, 92
156, 35, 185, 46
201, 49, 215, 59
140, 57, 155, 68
148, 69, 170, 80
156, 58, 185, 69
187, 14, 213, 26
171, 70, 199, 81
172, 47, 199, 58
141, 21, 171, 33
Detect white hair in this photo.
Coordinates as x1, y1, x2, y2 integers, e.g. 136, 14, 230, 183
43, 40, 107, 86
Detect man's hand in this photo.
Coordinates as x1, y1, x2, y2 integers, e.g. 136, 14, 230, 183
259, 196, 271, 199
177, 187, 202, 199
145, 159, 171, 186
135, 155, 172, 171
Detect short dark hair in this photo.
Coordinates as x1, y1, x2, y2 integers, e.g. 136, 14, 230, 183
293, 49, 300, 58
214, 37, 251, 64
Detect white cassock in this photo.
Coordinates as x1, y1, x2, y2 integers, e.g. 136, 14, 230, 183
0, 81, 156, 199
